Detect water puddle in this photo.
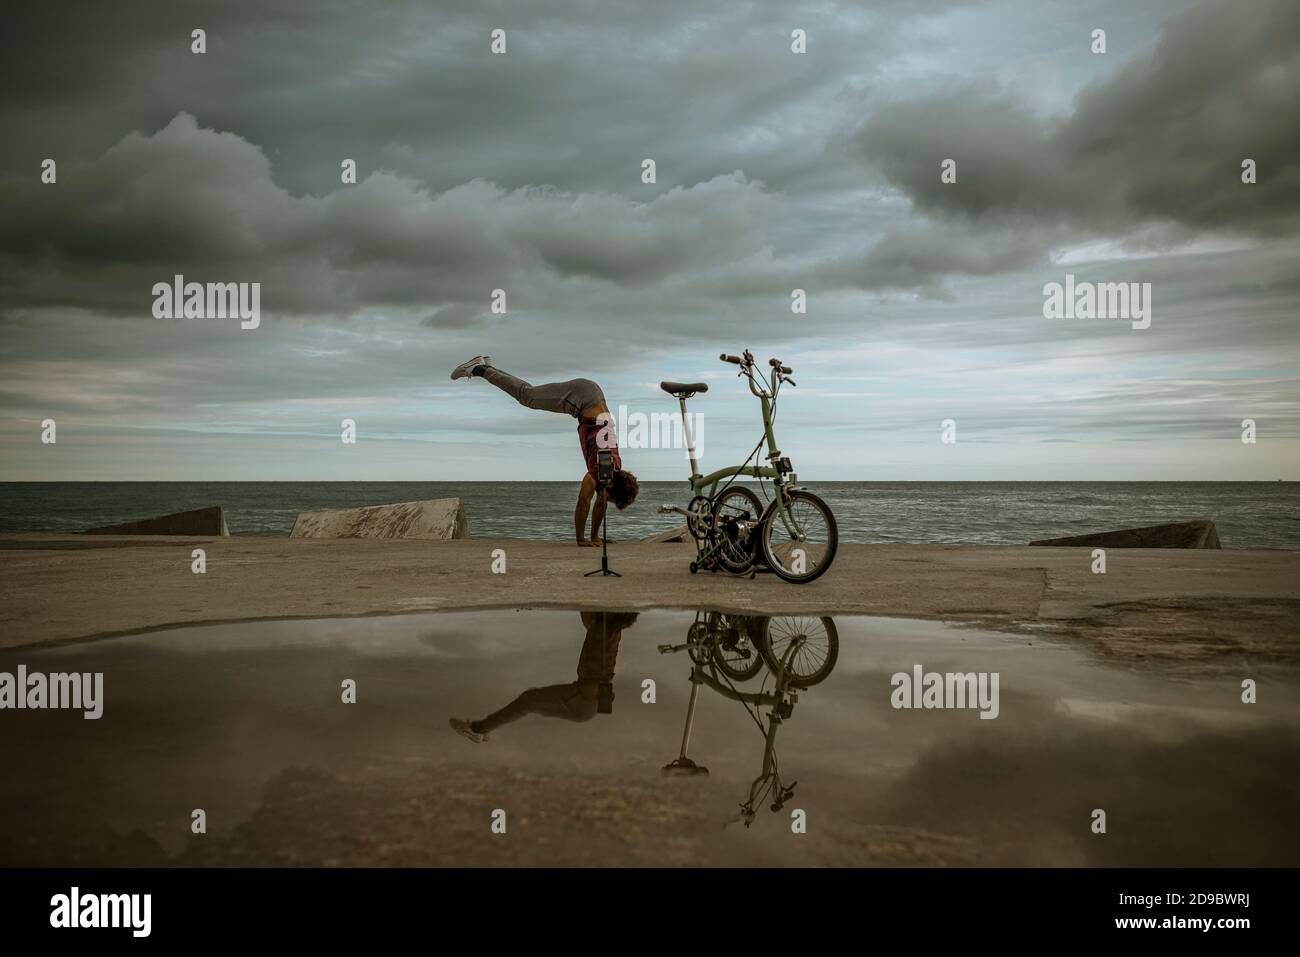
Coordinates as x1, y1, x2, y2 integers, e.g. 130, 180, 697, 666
1, 609, 1296, 866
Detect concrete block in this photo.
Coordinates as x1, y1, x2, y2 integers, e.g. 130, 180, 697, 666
641, 525, 690, 543
1030, 519, 1221, 549
290, 498, 469, 540
85, 506, 229, 536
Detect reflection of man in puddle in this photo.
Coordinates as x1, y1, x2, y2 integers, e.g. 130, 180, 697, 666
449, 612, 638, 742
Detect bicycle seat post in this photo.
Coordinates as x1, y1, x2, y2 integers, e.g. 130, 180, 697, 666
659, 380, 707, 480
661, 677, 709, 777
679, 394, 700, 479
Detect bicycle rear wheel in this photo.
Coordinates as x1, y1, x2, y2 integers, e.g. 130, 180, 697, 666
760, 489, 837, 584
712, 486, 763, 574
709, 613, 765, 681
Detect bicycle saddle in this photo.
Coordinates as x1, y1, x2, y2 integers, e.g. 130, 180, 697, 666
660, 381, 708, 397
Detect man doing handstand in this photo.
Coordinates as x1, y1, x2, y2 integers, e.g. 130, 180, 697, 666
451, 355, 639, 546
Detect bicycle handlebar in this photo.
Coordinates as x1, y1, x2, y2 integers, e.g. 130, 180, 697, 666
722, 351, 788, 371
721, 348, 794, 398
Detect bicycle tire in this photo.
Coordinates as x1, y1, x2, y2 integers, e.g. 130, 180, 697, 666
759, 489, 838, 584
710, 613, 766, 681
711, 486, 764, 574
756, 615, 840, 687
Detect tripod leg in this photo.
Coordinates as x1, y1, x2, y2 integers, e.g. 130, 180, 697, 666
601, 501, 620, 576
586, 487, 622, 576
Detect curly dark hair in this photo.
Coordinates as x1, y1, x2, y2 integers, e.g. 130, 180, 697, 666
607, 469, 639, 510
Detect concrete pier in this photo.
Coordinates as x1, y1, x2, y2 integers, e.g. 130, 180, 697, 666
0, 535, 1295, 671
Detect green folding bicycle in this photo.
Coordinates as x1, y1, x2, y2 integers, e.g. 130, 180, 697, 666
657, 348, 838, 584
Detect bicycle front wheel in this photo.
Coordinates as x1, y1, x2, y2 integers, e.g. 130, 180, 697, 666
760, 489, 837, 584
755, 615, 839, 687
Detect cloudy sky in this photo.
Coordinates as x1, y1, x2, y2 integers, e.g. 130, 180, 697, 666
1, 0, 1297, 481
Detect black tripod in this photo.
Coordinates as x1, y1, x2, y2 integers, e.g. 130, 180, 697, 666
585, 502, 620, 577
585, 450, 621, 577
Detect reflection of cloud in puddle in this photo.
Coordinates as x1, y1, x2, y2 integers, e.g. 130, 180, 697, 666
1054, 697, 1261, 737
869, 696, 1300, 866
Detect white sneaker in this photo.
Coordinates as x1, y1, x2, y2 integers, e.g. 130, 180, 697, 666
450, 355, 491, 380
449, 717, 488, 742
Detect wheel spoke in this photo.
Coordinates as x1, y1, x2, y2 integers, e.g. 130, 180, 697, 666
761, 615, 838, 686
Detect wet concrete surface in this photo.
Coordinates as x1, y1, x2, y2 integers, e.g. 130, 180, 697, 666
0, 609, 1296, 866
5, 537, 1299, 678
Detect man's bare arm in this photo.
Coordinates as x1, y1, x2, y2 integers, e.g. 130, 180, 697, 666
575, 473, 598, 545
590, 483, 608, 543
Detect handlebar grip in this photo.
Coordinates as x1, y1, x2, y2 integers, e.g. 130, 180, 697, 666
721, 354, 741, 364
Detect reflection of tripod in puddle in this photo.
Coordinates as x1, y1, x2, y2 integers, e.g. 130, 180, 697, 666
658, 612, 838, 826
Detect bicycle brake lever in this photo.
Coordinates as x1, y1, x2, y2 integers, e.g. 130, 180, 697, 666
785, 377, 797, 387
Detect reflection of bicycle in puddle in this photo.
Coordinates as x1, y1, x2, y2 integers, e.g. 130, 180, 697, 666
658, 611, 838, 826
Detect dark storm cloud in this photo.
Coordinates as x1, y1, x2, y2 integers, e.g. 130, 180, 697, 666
0, 113, 783, 317
10, 0, 1277, 318
421, 304, 491, 330
857, 0, 1300, 238
0, 0, 950, 197
819, 223, 1055, 296
1, 0, 1296, 480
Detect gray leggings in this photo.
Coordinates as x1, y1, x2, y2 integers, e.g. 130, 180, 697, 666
481, 367, 605, 418
470, 683, 598, 733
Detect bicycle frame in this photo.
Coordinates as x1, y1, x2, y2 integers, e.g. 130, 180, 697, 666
660, 613, 804, 824
672, 356, 804, 556
693, 658, 792, 823
679, 361, 783, 493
